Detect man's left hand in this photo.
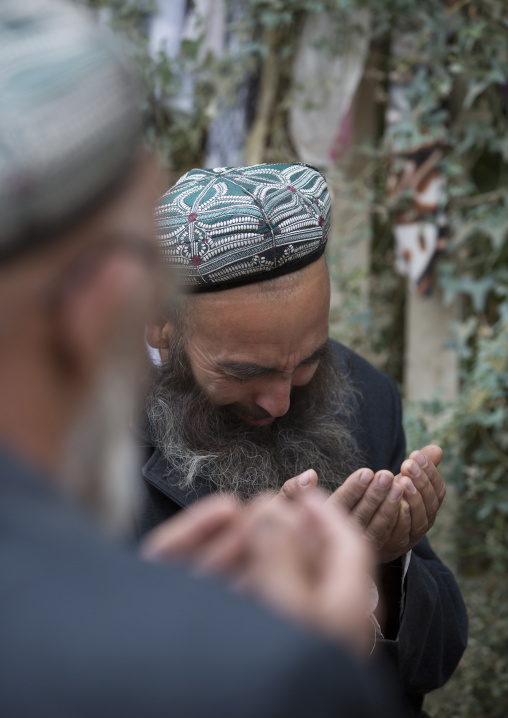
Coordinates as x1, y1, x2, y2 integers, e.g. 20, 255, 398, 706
390, 444, 446, 556
329, 444, 445, 563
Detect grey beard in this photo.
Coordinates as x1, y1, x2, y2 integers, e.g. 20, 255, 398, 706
146, 337, 362, 502
63, 351, 141, 536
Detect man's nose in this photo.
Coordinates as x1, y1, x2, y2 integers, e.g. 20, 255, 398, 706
255, 376, 292, 418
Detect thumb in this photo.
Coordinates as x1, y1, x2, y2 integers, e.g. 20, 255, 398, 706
245, 506, 309, 618
275, 469, 318, 503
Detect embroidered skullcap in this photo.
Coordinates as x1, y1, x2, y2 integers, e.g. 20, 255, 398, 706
156, 163, 331, 292
0, 0, 143, 262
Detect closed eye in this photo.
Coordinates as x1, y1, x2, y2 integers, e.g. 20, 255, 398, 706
299, 356, 320, 367
218, 340, 329, 381
298, 341, 329, 366
221, 364, 272, 382
225, 375, 256, 384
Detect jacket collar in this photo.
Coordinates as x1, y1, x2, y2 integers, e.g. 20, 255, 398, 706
141, 446, 212, 509
136, 416, 212, 509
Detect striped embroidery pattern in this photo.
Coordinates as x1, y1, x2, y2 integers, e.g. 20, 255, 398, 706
156, 163, 330, 288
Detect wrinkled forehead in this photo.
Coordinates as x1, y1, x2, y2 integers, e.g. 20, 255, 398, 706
182, 257, 331, 361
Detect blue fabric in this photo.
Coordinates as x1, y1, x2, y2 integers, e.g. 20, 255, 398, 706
0, 445, 404, 717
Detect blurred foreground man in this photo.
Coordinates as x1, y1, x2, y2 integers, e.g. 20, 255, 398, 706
142, 165, 468, 716
0, 2, 407, 717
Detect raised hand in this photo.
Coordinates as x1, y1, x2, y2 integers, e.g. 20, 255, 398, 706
141, 494, 246, 576
397, 445, 445, 542
141, 490, 374, 653
243, 492, 373, 653
372, 444, 446, 563
326, 468, 405, 563
279, 445, 446, 564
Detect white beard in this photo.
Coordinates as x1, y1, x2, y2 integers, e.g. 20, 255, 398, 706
62, 351, 143, 537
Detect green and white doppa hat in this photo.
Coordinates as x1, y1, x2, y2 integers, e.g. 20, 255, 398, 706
155, 163, 331, 292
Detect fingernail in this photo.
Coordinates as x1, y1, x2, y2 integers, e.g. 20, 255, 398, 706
378, 472, 393, 488
389, 485, 402, 501
402, 500, 410, 515
413, 452, 427, 468
359, 470, 373, 486
298, 471, 311, 487
408, 461, 421, 478
405, 479, 417, 495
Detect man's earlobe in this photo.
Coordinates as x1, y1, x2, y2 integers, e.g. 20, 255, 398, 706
146, 318, 173, 349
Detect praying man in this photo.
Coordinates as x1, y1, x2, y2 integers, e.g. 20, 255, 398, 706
138, 163, 467, 718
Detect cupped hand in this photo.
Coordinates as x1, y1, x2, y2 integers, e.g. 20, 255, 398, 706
141, 489, 374, 653
294, 445, 445, 564
326, 468, 403, 563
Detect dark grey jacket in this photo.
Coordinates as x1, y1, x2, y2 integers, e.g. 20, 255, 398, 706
136, 340, 468, 717
0, 445, 405, 718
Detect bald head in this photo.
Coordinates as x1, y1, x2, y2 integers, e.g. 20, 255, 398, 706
160, 257, 327, 337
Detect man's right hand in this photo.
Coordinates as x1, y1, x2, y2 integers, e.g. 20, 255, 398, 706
326, 468, 406, 564
274, 469, 319, 502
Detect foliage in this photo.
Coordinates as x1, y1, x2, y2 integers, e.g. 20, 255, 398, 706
85, 0, 214, 170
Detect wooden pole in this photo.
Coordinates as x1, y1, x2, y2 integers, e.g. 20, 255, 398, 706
245, 30, 280, 166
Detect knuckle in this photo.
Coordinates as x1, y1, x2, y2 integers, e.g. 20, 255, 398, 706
365, 491, 384, 512
353, 502, 375, 524
351, 507, 368, 526
366, 532, 382, 551
377, 525, 392, 544
280, 481, 296, 500
396, 536, 409, 549
341, 484, 360, 503
415, 519, 429, 535
365, 526, 376, 540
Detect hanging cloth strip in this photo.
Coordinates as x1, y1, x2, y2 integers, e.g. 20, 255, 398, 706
386, 31, 449, 297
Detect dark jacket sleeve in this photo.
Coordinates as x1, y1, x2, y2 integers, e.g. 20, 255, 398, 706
334, 342, 468, 708
381, 537, 468, 700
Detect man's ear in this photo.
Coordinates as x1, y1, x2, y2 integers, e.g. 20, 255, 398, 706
146, 315, 174, 350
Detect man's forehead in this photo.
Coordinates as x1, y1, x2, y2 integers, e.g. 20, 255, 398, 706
190, 258, 329, 313
179, 257, 330, 367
